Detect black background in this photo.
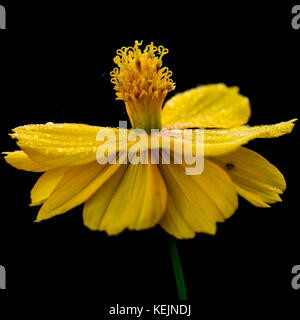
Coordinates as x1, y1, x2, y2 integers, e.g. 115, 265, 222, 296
0, 1, 299, 315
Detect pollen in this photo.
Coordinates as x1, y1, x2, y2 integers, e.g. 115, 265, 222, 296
110, 41, 175, 131
111, 41, 175, 103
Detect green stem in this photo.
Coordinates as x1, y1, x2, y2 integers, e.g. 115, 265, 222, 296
168, 236, 188, 300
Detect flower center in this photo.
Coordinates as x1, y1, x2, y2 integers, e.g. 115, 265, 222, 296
111, 41, 175, 133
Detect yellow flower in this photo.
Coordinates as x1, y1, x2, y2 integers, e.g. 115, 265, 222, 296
4, 41, 295, 239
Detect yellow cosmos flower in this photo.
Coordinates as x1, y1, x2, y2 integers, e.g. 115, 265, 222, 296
4, 40, 295, 240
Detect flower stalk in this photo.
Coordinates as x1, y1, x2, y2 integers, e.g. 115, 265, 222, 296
168, 235, 188, 300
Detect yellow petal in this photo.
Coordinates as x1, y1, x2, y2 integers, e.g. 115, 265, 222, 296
210, 147, 286, 207
162, 120, 296, 157
3, 151, 53, 172
30, 167, 69, 206
162, 84, 251, 129
83, 162, 168, 235
36, 161, 122, 222
9, 121, 295, 169
159, 160, 238, 239
10, 123, 122, 167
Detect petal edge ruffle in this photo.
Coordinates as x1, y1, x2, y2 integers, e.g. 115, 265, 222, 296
210, 147, 286, 207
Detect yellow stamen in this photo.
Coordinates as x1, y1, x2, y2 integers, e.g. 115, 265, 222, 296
111, 41, 175, 133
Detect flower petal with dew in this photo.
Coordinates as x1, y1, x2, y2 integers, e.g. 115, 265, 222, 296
162, 84, 251, 129
163, 120, 295, 157
9, 123, 128, 167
